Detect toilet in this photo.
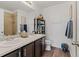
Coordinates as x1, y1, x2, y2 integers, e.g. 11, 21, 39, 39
45, 40, 51, 51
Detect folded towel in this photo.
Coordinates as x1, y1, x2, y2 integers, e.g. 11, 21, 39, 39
65, 20, 73, 39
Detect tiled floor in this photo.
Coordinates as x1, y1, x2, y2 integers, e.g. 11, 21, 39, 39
42, 47, 71, 57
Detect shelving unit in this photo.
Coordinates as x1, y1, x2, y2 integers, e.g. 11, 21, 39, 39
34, 18, 45, 34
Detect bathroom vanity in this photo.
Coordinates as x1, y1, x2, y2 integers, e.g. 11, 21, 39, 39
0, 34, 45, 57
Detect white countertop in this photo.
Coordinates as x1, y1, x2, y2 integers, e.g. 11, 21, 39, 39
0, 34, 45, 57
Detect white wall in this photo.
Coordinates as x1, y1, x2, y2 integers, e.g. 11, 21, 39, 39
27, 11, 36, 33
16, 10, 27, 33
16, 10, 41, 33
42, 2, 76, 56
0, 8, 4, 35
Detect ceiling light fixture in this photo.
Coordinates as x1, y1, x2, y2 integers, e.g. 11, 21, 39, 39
21, 1, 34, 10
22, 1, 32, 7
25, 1, 32, 5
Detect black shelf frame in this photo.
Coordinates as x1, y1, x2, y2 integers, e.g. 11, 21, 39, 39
34, 19, 45, 34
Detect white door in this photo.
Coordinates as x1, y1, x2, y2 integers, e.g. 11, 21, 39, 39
72, 1, 79, 57
77, 1, 79, 57
68, 2, 77, 57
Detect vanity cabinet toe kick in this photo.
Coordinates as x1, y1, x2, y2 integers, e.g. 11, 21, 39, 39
2, 36, 46, 57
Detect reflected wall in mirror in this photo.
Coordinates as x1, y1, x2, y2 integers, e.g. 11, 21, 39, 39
20, 16, 27, 32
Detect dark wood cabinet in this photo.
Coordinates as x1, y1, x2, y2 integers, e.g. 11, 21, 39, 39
3, 50, 19, 57
3, 37, 45, 57
34, 39, 42, 57
41, 38, 45, 55
34, 38, 45, 57
23, 42, 34, 57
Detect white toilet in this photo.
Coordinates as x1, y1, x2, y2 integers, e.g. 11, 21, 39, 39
45, 40, 51, 51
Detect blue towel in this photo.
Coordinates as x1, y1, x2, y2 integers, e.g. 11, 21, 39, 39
65, 20, 73, 39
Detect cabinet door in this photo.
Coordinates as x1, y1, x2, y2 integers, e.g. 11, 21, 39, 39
3, 50, 19, 57
4, 12, 16, 35
35, 39, 42, 57
23, 42, 34, 57
41, 38, 45, 55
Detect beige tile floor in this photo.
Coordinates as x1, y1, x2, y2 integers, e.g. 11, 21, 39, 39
42, 47, 71, 57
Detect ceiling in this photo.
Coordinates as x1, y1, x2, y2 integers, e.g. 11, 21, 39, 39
0, 1, 34, 12
33, 1, 67, 9
0, 1, 68, 12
